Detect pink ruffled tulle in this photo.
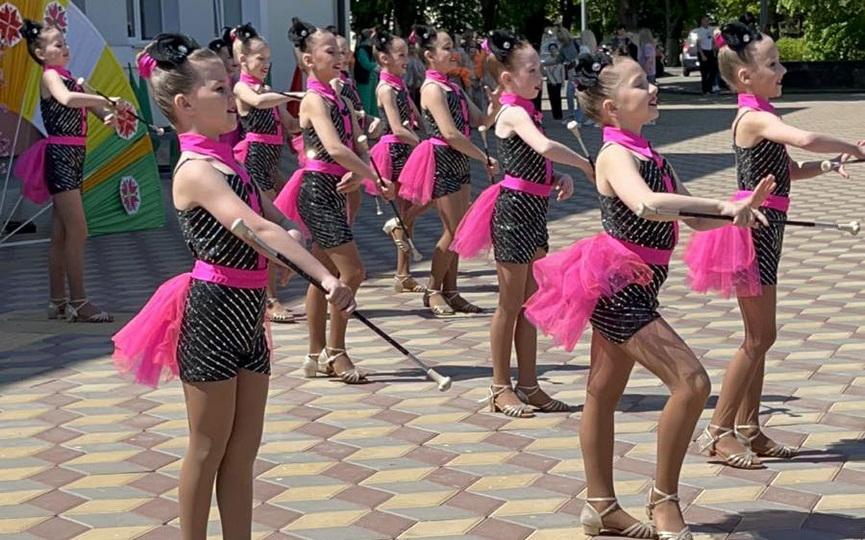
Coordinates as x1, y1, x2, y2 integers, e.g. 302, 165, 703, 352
13, 140, 51, 205
683, 225, 762, 298
290, 134, 307, 167
367, 140, 394, 196
399, 140, 438, 205
524, 234, 655, 352
112, 274, 191, 387
274, 168, 309, 238
450, 183, 502, 259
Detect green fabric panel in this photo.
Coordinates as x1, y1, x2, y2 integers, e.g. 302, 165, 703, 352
83, 151, 165, 236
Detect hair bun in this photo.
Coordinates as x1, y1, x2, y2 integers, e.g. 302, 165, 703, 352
22, 18, 43, 43
234, 22, 258, 43
575, 51, 613, 90
148, 33, 200, 68
373, 30, 395, 52
719, 21, 761, 52
288, 19, 316, 49
411, 24, 434, 45
487, 29, 521, 62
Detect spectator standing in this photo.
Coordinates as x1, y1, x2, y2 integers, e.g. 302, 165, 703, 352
554, 26, 582, 124
696, 15, 718, 95
638, 28, 657, 84
354, 28, 380, 115
543, 42, 565, 120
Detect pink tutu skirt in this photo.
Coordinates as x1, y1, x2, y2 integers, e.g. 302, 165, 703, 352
14, 140, 52, 205
112, 273, 191, 386
399, 138, 446, 205
524, 234, 655, 352
450, 183, 502, 259
683, 225, 762, 298
274, 168, 308, 238
367, 138, 394, 196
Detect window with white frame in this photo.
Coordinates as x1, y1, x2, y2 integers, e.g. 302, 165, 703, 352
127, 0, 164, 41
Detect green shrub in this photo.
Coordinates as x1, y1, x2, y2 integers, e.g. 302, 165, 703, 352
776, 37, 807, 61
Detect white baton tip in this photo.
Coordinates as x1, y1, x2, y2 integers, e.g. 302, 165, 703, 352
567, 120, 579, 131
358, 135, 368, 144
821, 161, 834, 173
478, 125, 487, 133
155, 127, 166, 136
636, 203, 648, 217
438, 377, 453, 391
230, 218, 246, 234
851, 221, 861, 236
76, 77, 86, 86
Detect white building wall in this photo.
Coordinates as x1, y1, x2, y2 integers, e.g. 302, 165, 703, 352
76, 0, 349, 123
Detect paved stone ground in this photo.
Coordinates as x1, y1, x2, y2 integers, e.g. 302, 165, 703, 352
1, 93, 865, 540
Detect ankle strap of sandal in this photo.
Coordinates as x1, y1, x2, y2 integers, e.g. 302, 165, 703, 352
586, 497, 620, 517
648, 486, 679, 508
479, 384, 512, 403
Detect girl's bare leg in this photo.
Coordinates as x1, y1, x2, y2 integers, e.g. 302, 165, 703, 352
441, 185, 471, 293
48, 205, 67, 301
306, 244, 339, 355
323, 241, 365, 374
426, 192, 463, 312
489, 260, 530, 409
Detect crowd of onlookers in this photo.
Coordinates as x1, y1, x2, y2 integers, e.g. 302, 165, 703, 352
348, 24, 669, 126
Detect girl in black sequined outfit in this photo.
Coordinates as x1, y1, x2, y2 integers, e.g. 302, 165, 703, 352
276, 21, 395, 385
689, 22, 865, 471
115, 35, 353, 540
451, 31, 593, 418
371, 31, 427, 294
20, 19, 117, 323
231, 23, 302, 323
526, 53, 772, 539
400, 24, 499, 317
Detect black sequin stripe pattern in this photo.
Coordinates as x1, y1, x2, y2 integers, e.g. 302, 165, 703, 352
590, 158, 677, 343
41, 77, 85, 137
341, 78, 364, 112
241, 106, 280, 135
423, 88, 471, 198
244, 142, 281, 192
45, 143, 85, 194
304, 96, 352, 164
297, 171, 354, 250
380, 85, 413, 136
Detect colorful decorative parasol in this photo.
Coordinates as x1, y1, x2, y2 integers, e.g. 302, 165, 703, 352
0, 0, 163, 236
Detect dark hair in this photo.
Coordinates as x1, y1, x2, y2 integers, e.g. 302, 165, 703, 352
325, 25, 341, 37
208, 26, 232, 54
231, 22, 264, 57
410, 24, 438, 61
617, 24, 628, 31
22, 19, 50, 65
547, 42, 559, 52
139, 33, 220, 124
288, 19, 318, 52
373, 30, 399, 55
485, 29, 531, 81
718, 21, 765, 86
574, 51, 621, 122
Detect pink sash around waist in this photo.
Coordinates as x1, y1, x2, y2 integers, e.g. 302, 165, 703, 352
14, 136, 88, 205
191, 260, 268, 289
612, 236, 673, 266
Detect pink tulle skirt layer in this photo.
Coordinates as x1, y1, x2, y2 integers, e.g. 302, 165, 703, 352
274, 168, 308, 237
524, 234, 655, 352
450, 183, 502, 259
112, 273, 191, 387
399, 139, 444, 205
14, 140, 51, 205
367, 139, 394, 196
683, 225, 762, 298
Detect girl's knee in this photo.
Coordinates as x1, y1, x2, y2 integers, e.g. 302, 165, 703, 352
678, 370, 711, 404
744, 328, 776, 356
187, 433, 231, 470
342, 263, 365, 287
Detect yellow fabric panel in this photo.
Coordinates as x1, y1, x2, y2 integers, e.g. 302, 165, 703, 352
86, 46, 139, 150
0, 1, 48, 119
82, 135, 151, 192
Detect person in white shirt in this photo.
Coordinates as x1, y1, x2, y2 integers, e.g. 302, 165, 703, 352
696, 15, 718, 94
543, 43, 565, 119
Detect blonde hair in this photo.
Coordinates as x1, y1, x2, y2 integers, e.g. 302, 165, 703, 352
579, 29, 597, 53
718, 36, 764, 87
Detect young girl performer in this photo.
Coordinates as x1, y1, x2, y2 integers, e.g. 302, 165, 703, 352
231, 23, 300, 323
208, 26, 243, 147
370, 30, 428, 293
275, 20, 393, 384
525, 52, 774, 539
451, 31, 593, 416
400, 24, 499, 316
18, 19, 117, 322
685, 22, 865, 469
112, 34, 353, 539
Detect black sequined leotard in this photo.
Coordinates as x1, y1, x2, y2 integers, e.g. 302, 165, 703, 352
241, 106, 282, 192
297, 96, 355, 250
42, 77, 87, 195
378, 82, 414, 181
734, 112, 791, 286
492, 108, 550, 264
175, 165, 269, 383
422, 85, 471, 198
590, 156, 677, 344
341, 73, 364, 112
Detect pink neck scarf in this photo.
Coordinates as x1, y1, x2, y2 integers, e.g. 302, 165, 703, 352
239, 72, 264, 87
500, 92, 542, 124
178, 133, 261, 215
380, 71, 406, 90
738, 94, 775, 114
307, 77, 352, 145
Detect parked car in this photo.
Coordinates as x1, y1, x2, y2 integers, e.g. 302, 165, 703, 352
680, 28, 700, 76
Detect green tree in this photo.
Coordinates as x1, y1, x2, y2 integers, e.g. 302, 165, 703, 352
778, 0, 865, 60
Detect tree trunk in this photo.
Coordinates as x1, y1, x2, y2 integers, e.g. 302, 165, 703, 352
480, 0, 498, 30
617, 0, 638, 28
560, 0, 575, 31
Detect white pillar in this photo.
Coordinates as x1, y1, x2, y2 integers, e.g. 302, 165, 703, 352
581, 0, 587, 31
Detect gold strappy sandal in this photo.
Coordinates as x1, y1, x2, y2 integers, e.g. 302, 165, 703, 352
47, 297, 67, 320
318, 348, 368, 384
696, 424, 762, 469
423, 289, 455, 317
479, 385, 534, 418
646, 485, 693, 540
735, 424, 796, 459
581, 496, 655, 538
267, 297, 295, 324
383, 217, 410, 253
516, 384, 570, 413
393, 274, 427, 293
443, 291, 484, 314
